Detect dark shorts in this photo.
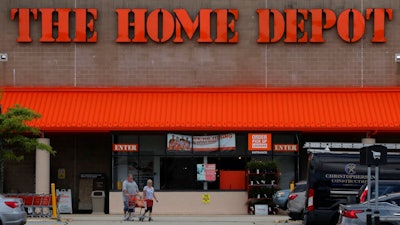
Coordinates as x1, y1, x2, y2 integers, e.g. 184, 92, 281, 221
146, 199, 154, 212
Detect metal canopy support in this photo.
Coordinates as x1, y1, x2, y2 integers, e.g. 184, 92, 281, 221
303, 142, 400, 150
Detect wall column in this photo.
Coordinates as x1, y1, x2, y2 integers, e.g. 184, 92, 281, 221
36, 138, 50, 194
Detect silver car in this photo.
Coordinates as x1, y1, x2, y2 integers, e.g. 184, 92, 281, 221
287, 181, 307, 220
338, 192, 400, 225
0, 194, 27, 225
273, 189, 291, 210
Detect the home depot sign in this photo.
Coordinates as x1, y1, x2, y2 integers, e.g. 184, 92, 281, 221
10, 8, 392, 43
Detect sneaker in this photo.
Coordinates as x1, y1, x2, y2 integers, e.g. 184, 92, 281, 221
123, 215, 128, 221
149, 217, 153, 221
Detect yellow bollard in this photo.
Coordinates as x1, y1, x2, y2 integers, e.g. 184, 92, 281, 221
290, 181, 295, 191
51, 183, 58, 219
117, 180, 122, 190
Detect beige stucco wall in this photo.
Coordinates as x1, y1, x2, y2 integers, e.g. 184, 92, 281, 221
109, 191, 248, 215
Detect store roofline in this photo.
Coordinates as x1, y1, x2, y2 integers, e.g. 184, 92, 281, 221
1, 86, 400, 132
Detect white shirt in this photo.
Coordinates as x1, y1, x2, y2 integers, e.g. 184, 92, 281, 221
143, 186, 155, 200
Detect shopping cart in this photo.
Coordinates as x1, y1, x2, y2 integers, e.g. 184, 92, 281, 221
4, 193, 55, 218
125, 195, 145, 221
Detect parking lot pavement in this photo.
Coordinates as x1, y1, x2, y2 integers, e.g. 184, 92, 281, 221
27, 214, 303, 225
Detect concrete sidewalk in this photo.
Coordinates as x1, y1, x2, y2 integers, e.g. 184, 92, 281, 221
59, 213, 291, 222
26, 213, 301, 225
27, 210, 302, 225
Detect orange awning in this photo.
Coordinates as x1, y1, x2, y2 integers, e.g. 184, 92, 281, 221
1, 87, 400, 132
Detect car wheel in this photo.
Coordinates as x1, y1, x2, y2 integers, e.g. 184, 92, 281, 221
303, 214, 312, 225
289, 212, 302, 220
329, 216, 339, 225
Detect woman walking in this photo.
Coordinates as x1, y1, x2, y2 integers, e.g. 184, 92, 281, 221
142, 179, 159, 221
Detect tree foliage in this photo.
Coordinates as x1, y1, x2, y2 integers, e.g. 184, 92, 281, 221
0, 105, 55, 161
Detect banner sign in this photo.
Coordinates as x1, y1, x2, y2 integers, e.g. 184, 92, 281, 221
219, 133, 236, 151
168, 133, 236, 152
193, 135, 219, 151
248, 133, 272, 151
193, 133, 236, 151
167, 133, 192, 151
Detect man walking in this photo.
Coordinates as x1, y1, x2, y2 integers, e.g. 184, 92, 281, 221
122, 173, 139, 221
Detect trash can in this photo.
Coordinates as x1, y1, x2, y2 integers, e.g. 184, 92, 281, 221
91, 191, 105, 213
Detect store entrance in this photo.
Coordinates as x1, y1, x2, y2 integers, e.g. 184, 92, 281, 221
160, 157, 247, 190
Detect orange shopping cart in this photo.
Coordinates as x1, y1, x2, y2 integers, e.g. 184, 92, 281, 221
126, 195, 145, 221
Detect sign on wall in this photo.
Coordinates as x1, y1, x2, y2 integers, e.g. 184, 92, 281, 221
167, 133, 192, 151
219, 133, 236, 151
248, 133, 272, 151
112, 144, 139, 152
167, 133, 236, 152
193, 133, 236, 152
273, 144, 298, 152
9, 8, 393, 44
58, 168, 66, 179
197, 164, 216, 182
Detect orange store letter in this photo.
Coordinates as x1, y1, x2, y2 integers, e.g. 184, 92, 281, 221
257, 8, 392, 43
257, 9, 285, 43
10, 8, 38, 42
115, 8, 238, 43
11, 8, 98, 43
366, 8, 393, 42
308, 9, 336, 42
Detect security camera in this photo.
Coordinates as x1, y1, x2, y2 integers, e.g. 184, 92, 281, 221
0, 53, 7, 62
395, 54, 400, 63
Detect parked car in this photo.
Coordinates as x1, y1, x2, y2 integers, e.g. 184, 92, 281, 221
303, 151, 400, 225
287, 181, 307, 220
273, 189, 291, 210
337, 192, 400, 225
358, 180, 400, 203
0, 194, 27, 225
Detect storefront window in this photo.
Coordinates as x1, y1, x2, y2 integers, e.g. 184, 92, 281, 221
111, 132, 298, 191
160, 157, 201, 190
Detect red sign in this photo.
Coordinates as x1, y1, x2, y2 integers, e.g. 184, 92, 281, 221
205, 164, 216, 182
273, 144, 298, 152
112, 144, 138, 152
248, 133, 272, 151
9, 8, 392, 43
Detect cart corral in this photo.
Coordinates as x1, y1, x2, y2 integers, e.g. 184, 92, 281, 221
5, 193, 56, 218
